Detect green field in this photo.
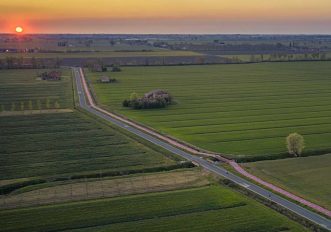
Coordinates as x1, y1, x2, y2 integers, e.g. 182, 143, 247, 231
244, 154, 331, 209
87, 62, 331, 160
0, 69, 73, 111
0, 186, 305, 232
0, 112, 177, 182
0, 65, 313, 231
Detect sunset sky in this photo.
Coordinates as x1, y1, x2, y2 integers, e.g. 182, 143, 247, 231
1, 0, 331, 34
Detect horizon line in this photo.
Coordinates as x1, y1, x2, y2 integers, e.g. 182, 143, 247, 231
1, 33, 331, 36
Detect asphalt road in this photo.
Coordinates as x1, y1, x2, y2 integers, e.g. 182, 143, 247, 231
73, 67, 331, 231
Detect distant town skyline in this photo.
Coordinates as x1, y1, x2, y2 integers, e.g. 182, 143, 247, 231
1, 0, 331, 34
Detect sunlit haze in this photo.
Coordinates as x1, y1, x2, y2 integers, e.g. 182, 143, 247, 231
1, 0, 331, 34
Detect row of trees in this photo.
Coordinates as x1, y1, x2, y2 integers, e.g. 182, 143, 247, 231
0, 57, 61, 69
86, 60, 122, 73
249, 53, 329, 63
0, 99, 61, 112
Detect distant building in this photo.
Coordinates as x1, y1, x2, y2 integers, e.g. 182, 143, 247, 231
92, 64, 107, 72
58, 41, 67, 47
99, 76, 116, 83
100, 76, 110, 83
93, 64, 103, 72
21, 59, 33, 69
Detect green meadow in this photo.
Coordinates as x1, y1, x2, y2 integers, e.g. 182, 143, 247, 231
0, 63, 323, 232
244, 154, 331, 209
87, 62, 331, 160
0, 186, 305, 232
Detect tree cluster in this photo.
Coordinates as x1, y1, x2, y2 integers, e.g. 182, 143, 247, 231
0, 57, 61, 69
123, 91, 173, 110
38, 70, 62, 81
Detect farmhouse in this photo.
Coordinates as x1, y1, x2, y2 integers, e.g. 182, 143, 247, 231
100, 76, 110, 83
92, 64, 107, 72
99, 76, 116, 83
93, 64, 103, 72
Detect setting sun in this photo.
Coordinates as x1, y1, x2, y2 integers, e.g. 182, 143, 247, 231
15, 26, 23, 33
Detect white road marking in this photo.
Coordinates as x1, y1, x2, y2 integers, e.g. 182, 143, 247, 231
240, 183, 250, 188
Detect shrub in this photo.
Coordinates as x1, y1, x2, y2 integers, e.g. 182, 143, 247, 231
122, 99, 130, 107
112, 66, 122, 72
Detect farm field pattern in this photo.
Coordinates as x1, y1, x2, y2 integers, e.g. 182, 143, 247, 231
88, 62, 331, 159
0, 112, 177, 181
0, 59, 327, 232
0, 186, 305, 232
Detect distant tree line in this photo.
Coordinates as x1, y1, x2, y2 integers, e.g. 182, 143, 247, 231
0, 57, 61, 69
250, 52, 329, 63
0, 98, 61, 112
86, 61, 122, 72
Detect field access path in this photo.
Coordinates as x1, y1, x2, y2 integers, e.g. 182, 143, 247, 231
73, 67, 331, 230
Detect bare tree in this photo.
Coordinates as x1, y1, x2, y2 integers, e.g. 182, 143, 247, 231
11, 102, 16, 111
37, 100, 42, 111
20, 102, 25, 111
54, 101, 60, 110
28, 100, 33, 110
46, 98, 51, 109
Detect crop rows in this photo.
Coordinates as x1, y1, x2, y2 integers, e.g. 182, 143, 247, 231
88, 62, 331, 159
0, 112, 176, 180
0, 186, 305, 232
